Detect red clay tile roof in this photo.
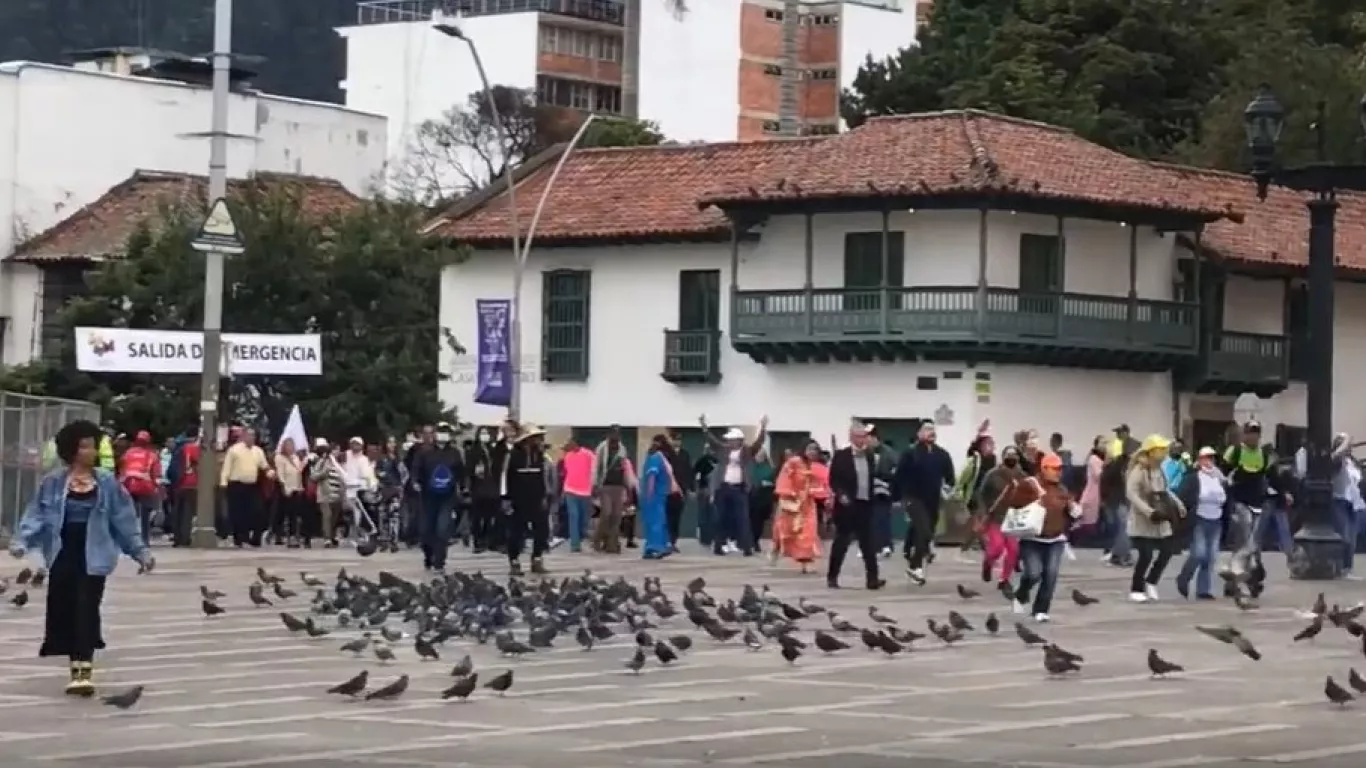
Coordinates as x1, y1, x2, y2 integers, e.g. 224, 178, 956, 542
1160, 164, 1366, 273
432, 108, 1356, 273
425, 139, 823, 245
699, 110, 1233, 220
13, 170, 360, 264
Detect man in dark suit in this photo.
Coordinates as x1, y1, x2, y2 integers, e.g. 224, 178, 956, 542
826, 422, 885, 590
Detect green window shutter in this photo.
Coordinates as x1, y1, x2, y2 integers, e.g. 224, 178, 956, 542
843, 231, 904, 311
541, 269, 591, 381
1018, 234, 1062, 294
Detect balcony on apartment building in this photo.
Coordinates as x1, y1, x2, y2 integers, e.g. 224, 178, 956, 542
355, 0, 624, 25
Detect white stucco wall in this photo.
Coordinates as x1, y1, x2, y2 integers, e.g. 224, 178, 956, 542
1207, 275, 1366, 441
0, 61, 387, 365
438, 209, 1179, 456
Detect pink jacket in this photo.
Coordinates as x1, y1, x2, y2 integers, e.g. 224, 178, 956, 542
562, 447, 595, 497
1079, 453, 1103, 525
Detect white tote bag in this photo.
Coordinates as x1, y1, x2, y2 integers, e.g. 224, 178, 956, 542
1001, 500, 1047, 538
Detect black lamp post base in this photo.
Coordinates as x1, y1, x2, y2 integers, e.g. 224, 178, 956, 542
1288, 522, 1345, 581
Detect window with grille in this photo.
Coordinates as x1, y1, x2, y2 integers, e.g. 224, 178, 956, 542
542, 270, 591, 380
41, 266, 88, 360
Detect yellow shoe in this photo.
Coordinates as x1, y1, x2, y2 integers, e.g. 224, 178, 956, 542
65, 662, 94, 697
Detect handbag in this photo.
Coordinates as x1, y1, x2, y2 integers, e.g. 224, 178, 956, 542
1001, 501, 1047, 538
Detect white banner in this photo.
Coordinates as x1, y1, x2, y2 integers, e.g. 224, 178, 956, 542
74, 327, 322, 376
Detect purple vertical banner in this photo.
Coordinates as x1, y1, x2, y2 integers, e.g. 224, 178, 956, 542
473, 299, 512, 407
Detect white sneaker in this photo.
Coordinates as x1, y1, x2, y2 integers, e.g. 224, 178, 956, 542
1012, 599, 1028, 615
1064, 543, 1077, 562
1129, 591, 1149, 603
879, 547, 892, 558
724, 542, 737, 554
1034, 612, 1050, 623
1144, 584, 1160, 601
906, 567, 926, 586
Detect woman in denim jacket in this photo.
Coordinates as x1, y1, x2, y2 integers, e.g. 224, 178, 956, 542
9, 419, 153, 696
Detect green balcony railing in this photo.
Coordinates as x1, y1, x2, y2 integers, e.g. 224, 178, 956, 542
731, 286, 1198, 353
662, 329, 721, 382
1206, 331, 1288, 384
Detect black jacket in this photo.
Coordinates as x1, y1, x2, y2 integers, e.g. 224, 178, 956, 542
506, 442, 546, 507
411, 443, 465, 495
894, 442, 956, 509
828, 447, 875, 508
464, 443, 500, 499
669, 447, 694, 493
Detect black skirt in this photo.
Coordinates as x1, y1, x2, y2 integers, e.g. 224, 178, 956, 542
40, 522, 107, 660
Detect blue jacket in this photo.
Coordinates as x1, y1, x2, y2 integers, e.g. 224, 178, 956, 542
14, 469, 148, 576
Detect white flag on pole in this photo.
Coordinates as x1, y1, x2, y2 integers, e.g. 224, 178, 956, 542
277, 404, 309, 454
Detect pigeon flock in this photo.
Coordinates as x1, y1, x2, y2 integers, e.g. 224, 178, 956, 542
7, 559, 1366, 713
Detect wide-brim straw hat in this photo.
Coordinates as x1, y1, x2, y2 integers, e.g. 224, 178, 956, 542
516, 424, 547, 442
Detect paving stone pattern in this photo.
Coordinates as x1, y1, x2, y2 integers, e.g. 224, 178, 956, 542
0, 543, 1363, 767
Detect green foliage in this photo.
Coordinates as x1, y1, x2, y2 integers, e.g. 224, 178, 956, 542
0, 187, 463, 443
581, 117, 666, 149
843, 0, 1366, 170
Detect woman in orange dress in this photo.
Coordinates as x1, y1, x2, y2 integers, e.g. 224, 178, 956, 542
773, 440, 825, 572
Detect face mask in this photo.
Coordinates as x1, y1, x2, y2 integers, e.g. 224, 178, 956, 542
478, 434, 490, 443
436, 432, 451, 443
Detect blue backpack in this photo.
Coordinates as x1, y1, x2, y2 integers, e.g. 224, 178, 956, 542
165, 436, 191, 487
428, 464, 455, 495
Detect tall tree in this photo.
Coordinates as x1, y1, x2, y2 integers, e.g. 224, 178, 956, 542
392, 86, 667, 204
0, 188, 463, 441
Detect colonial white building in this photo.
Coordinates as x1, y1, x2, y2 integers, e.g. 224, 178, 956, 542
0, 50, 388, 365
429, 110, 1364, 457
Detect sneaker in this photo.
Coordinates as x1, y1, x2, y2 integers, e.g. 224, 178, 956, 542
1128, 591, 1149, 603
879, 547, 892, 559
1144, 584, 1160, 602
1064, 543, 1077, 562
531, 558, 549, 576
905, 567, 926, 586
997, 581, 1014, 601
1100, 550, 1112, 562
509, 560, 524, 577
549, 537, 565, 551
1034, 613, 1050, 623
1012, 599, 1028, 615
866, 578, 886, 590
1345, 570, 1362, 582
724, 542, 738, 554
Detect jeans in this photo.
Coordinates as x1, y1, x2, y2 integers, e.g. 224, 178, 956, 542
1104, 501, 1131, 561
1131, 536, 1174, 592
1015, 539, 1065, 615
1253, 499, 1293, 555
713, 484, 753, 553
1333, 498, 1360, 571
420, 495, 454, 569
1177, 517, 1222, 597
563, 494, 593, 551
872, 498, 893, 551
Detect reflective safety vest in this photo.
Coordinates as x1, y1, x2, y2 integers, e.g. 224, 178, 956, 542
98, 435, 115, 471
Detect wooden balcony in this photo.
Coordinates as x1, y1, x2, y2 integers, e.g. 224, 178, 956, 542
1179, 330, 1289, 397
730, 286, 1199, 368
661, 329, 722, 384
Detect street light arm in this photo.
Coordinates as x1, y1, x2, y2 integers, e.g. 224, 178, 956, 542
520, 114, 598, 265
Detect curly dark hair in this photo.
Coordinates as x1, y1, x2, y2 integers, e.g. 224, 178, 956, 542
54, 419, 103, 466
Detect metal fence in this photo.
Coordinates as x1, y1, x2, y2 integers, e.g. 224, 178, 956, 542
0, 392, 101, 538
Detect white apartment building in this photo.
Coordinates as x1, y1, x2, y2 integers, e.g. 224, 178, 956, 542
0, 49, 388, 365
338, 0, 924, 196
427, 110, 1359, 458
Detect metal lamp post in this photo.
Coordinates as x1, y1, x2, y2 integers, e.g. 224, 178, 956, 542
434, 20, 525, 420
1243, 85, 1366, 579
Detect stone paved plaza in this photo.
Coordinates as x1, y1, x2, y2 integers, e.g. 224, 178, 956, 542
0, 542, 1363, 767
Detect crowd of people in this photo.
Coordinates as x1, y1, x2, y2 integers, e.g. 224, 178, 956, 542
42, 415, 1366, 610
9, 411, 1366, 697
